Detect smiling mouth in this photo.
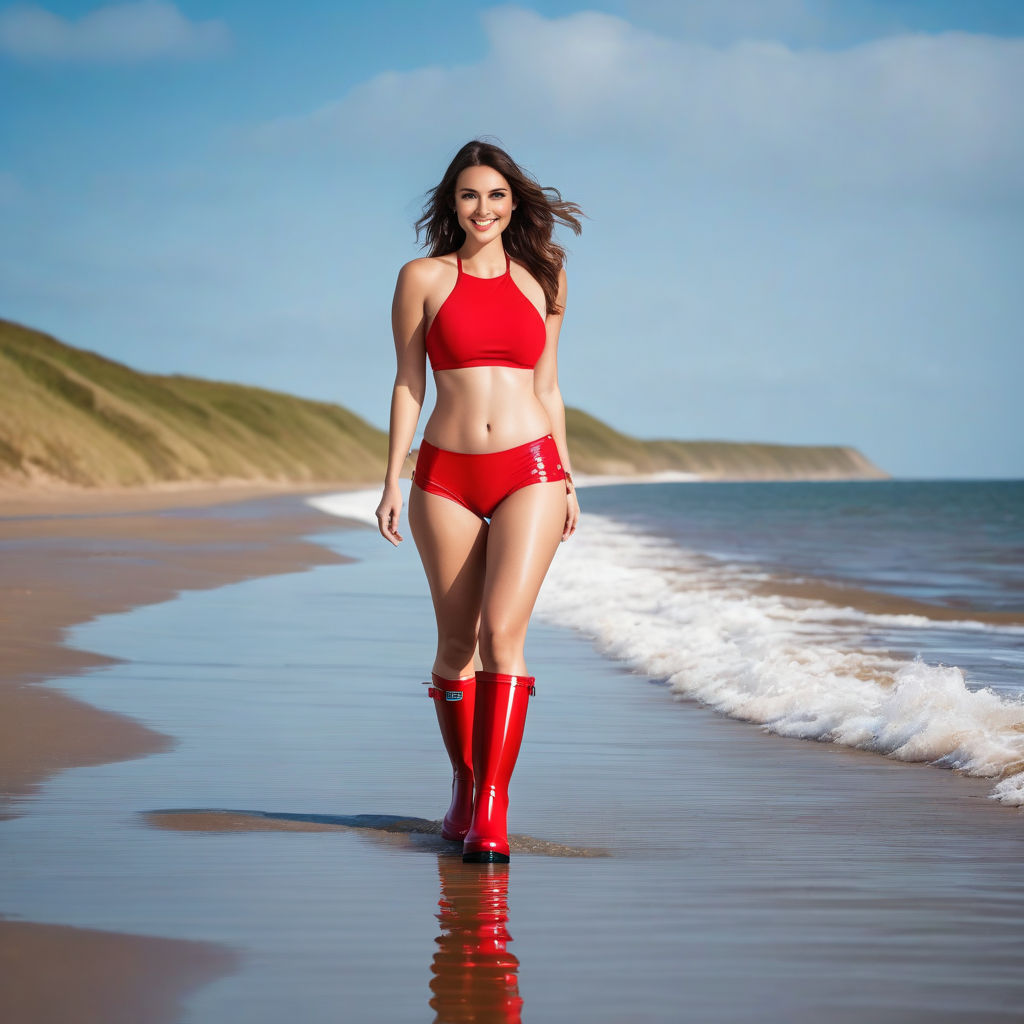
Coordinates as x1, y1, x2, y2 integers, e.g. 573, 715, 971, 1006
471, 219, 497, 229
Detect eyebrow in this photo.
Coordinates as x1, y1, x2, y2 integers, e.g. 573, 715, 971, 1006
458, 188, 507, 193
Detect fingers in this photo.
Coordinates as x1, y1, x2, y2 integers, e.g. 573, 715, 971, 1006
561, 494, 580, 541
375, 501, 403, 546
385, 517, 404, 545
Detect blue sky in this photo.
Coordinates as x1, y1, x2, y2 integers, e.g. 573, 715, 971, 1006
1, 1, 1022, 478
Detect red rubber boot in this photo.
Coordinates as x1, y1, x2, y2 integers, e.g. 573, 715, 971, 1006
427, 672, 477, 841
463, 672, 536, 864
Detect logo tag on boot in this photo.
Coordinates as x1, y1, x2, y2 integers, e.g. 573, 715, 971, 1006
444, 691, 463, 702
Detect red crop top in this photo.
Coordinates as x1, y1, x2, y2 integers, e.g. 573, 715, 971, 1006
425, 254, 547, 371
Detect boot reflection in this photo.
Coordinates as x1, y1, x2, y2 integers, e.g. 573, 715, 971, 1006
429, 855, 523, 1023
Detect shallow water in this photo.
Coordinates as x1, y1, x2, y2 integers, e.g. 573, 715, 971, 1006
587, 479, 1024, 684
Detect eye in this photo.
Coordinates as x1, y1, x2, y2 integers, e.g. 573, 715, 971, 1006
459, 191, 476, 200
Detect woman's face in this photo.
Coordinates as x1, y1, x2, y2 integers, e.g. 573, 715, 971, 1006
453, 165, 516, 244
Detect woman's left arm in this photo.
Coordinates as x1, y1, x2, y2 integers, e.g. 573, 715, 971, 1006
533, 267, 580, 541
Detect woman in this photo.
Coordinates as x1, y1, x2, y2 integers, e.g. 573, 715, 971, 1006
375, 140, 583, 863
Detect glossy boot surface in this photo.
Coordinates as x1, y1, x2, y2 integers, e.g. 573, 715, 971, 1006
463, 672, 535, 864
428, 672, 477, 842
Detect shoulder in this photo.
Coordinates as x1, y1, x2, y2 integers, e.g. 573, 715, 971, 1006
397, 255, 457, 289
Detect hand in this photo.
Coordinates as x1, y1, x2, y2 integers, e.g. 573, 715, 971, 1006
562, 488, 580, 541
375, 484, 404, 546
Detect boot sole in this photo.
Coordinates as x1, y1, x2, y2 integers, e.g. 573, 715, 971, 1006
462, 850, 510, 864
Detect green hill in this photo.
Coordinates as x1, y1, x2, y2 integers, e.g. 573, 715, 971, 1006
0, 318, 886, 488
565, 408, 887, 480
0, 318, 389, 487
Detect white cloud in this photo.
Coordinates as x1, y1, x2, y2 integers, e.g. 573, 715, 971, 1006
618, 0, 914, 47
624, 0, 826, 44
0, 1, 230, 62
252, 6, 1024, 203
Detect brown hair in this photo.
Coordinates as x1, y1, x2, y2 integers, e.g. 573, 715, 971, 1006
415, 140, 583, 316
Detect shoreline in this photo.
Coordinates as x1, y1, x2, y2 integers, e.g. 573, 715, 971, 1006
0, 483, 352, 814
0, 478, 372, 518
0, 466, 895, 519
0, 485, 351, 1022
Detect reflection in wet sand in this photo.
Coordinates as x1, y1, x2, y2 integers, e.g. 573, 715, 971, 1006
430, 857, 522, 1024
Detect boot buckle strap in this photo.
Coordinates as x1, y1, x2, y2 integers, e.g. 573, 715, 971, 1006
425, 685, 464, 702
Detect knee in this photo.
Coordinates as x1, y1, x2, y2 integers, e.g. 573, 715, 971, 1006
477, 620, 525, 667
437, 632, 477, 670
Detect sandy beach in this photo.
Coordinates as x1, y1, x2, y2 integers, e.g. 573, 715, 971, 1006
2, 488, 1023, 1022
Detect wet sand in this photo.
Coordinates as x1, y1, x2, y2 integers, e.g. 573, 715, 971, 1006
2, 490, 1024, 1022
0, 917, 237, 1024
0, 485, 349, 1022
750, 574, 1024, 628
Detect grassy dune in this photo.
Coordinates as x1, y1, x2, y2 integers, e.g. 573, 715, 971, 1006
0, 319, 390, 487
566, 408, 888, 480
0, 318, 886, 489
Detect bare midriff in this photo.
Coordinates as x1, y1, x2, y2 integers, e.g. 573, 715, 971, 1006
423, 366, 552, 454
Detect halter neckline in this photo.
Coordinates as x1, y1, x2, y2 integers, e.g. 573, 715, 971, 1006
456, 252, 510, 280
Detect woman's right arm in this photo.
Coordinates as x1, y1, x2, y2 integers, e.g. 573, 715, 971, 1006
376, 260, 430, 545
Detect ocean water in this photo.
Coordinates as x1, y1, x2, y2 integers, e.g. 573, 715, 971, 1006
311, 480, 1024, 807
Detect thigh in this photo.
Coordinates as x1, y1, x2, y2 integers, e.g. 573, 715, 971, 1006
480, 481, 567, 638
408, 483, 489, 633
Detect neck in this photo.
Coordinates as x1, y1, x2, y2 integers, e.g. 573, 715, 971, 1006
458, 237, 506, 276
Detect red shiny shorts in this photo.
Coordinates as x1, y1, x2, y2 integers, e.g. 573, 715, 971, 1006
413, 434, 566, 519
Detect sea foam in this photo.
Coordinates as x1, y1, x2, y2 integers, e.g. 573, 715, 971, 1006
307, 486, 405, 527
536, 514, 1024, 806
